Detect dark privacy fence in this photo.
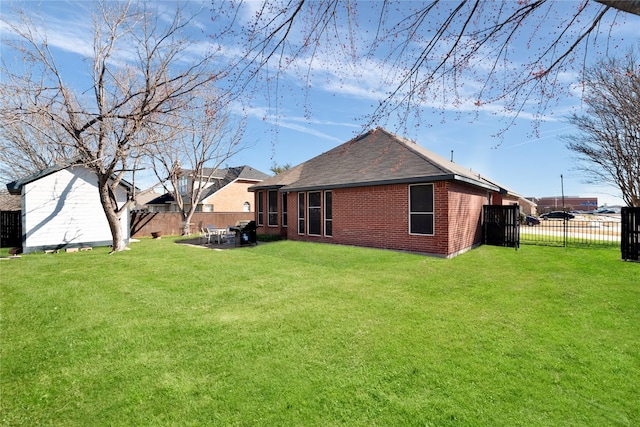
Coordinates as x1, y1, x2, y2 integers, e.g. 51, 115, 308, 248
621, 207, 640, 262
483, 205, 520, 249
0, 211, 21, 248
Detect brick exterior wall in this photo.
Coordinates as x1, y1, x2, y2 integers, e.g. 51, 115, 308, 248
254, 180, 491, 257
203, 180, 255, 212
445, 181, 488, 256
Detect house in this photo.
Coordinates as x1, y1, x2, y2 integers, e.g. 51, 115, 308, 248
249, 127, 525, 258
6, 163, 132, 254
146, 165, 270, 213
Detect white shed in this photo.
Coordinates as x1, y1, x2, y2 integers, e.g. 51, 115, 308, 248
6, 164, 131, 253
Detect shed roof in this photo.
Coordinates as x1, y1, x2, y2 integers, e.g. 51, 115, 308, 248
6, 162, 135, 195
250, 128, 513, 194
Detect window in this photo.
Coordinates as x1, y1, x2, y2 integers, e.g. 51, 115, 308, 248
298, 192, 305, 234
178, 176, 188, 194
409, 184, 434, 235
257, 191, 264, 226
268, 190, 278, 226
282, 192, 288, 227
307, 191, 322, 236
324, 191, 332, 236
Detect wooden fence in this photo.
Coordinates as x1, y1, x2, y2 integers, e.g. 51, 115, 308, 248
130, 211, 254, 238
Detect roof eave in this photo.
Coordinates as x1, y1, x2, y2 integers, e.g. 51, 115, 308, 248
248, 184, 285, 192
277, 174, 501, 193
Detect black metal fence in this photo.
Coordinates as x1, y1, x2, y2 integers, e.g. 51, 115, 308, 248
621, 207, 640, 261
520, 215, 620, 248
483, 205, 520, 249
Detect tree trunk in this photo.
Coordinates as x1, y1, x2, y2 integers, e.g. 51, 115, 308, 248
182, 210, 195, 235
97, 180, 128, 252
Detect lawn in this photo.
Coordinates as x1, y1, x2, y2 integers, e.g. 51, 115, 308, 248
1, 238, 638, 426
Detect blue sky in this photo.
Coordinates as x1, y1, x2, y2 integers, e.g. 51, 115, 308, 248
2, 1, 638, 206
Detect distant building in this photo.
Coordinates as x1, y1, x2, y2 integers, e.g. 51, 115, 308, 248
146, 165, 270, 213
530, 196, 598, 213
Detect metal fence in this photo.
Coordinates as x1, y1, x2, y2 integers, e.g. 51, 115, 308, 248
621, 207, 640, 261
483, 205, 520, 249
520, 215, 621, 248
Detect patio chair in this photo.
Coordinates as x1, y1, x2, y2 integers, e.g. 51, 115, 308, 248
206, 225, 224, 244
200, 227, 212, 244
223, 226, 236, 245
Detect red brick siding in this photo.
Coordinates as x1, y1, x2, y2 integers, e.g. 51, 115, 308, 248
445, 181, 488, 255
254, 181, 490, 257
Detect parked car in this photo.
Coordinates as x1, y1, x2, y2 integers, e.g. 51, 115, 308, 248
540, 211, 575, 220
523, 215, 540, 226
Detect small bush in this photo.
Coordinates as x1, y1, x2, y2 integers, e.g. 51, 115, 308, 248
257, 234, 284, 242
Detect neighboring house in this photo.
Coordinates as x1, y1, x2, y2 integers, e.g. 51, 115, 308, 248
249, 127, 525, 258
146, 165, 270, 213
6, 164, 132, 254
132, 187, 162, 211
0, 189, 21, 211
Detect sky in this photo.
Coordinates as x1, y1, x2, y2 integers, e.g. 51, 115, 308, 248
1, 0, 638, 206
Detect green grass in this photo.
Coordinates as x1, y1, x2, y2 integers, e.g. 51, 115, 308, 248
1, 238, 639, 426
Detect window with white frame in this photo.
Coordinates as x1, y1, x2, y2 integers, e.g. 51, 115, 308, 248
268, 190, 278, 226
178, 176, 188, 194
307, 191, 322, 235
409, 184, 434, 235
324, 191, 332, 236
282, 192, 288, 227
298, 192, 305, 234
257, 190, 264, 226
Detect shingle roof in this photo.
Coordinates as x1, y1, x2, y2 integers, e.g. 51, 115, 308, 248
250, 128, 509, 193
198, 166, 270, 201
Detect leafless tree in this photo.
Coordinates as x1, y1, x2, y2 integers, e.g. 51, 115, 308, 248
565, 49, 640, 207
0, 96, 77, 182
1, 1, 219, 252
147, 89, 246, 235
210, 0, 639, 136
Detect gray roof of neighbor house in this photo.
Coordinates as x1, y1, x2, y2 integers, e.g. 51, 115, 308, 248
6, 161, 136, 195
250, 127, 515, 194
147, 165, 271, 205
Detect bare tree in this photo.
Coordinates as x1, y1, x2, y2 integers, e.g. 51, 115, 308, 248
148, 89, 245, 235
565, 49, 640, 207
0, 98, 77, 182
210, 0, 639, 135
1, 1, 218, 252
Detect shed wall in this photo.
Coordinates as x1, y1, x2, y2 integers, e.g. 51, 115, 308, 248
22, 166, 128, 253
